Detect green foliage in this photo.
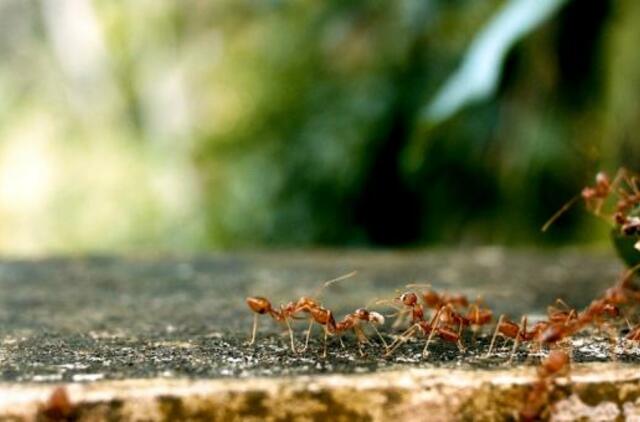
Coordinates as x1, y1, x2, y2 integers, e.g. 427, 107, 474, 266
0, 0, 639, 252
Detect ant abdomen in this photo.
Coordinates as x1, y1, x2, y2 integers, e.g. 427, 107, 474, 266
246, 297, 272, 314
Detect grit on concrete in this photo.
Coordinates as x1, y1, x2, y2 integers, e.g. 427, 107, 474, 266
1, 248, 640, 420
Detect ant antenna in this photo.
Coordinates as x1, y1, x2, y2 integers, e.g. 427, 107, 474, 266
553, 298, 572, 311
372, 298, 402, 308
405, 282, 433, 290
312, 271, 358, 297
619, 261, 640, 287
541, 195, 580, 232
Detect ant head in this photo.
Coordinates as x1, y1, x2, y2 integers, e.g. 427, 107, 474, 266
368, 311, 385, 325
398, 292, 418, 306
246, 297, 271, 314
615, 212, 627, 225
595, 171, 610, 186
354, 308, 370, 321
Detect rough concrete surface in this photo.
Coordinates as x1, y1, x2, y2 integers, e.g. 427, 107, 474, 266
0, 248, 639, 420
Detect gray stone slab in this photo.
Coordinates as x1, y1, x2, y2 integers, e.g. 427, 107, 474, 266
0, 248, 638, 420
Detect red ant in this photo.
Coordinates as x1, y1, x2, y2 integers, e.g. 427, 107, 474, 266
624, 321, 640, 348
486, 315, 546, 358
377, 290, 425, 330
466, 301, 493, 338
39, 387, 74, 420
334, 308, 387, 356
385, 306, 464, 357
405, 284, 470, 310
535, 319, 581, 347
437, 304, 470, 345
466, 303, 492, 326
486, 314, 556, 361
385, 285, 472, 332
245, 271, 357, 352
542, 169, 627, 232
546, 299, 578, 324
520, 350, 570, 421
303, 305, 386, 357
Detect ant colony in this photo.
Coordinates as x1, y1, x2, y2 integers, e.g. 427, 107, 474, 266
245, 168, 640, 420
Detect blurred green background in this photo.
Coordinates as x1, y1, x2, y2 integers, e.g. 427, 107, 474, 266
0, 0, 639, 254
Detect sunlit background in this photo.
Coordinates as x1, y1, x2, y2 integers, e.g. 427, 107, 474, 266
0, 0, 639, 255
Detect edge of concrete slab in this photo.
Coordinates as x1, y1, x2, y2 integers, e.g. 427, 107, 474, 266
1, 363, 640, 421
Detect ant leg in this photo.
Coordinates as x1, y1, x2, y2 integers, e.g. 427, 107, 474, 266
322, 327, 329, 358
354, 327, 368, 356
284, 317, 296, 353
302, 319, 314, 352
457, 338, 466, 353
622, 171, 639, 196
339, 335, 346, 349
391, 309, 409, 329
423, 309, 443, 358
356, 326, 371, 345
388, 322, 420, 350
508, 316, 526, 364
384, 324, 419, 357
422, 323, 438, 358
248, 314, 259, 345
542, 195, 580, 232
371, 324, 389, 350
457, 322, 466, 352
486, 315, 504, 357
604, 323, 618, 360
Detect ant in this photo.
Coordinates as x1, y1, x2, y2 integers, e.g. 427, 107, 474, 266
39, 387, 74, 420
578, 298, 620, 326
384, 285, 472, 333
334, 308, 387, 356
624, 321, 640, 351
405, 284, 470, 310
486, 315, 543, 359
465, 301, 493, 339
385, 306, 464, 357
542, 169, 627, 232
535, 319, 581, 348
546, 299, 578, 324
437, 304, 470, 343
302, 305, 386, 357
486, 314, 556, 361
520, 350, 570, 421
245, 271, 357, 352
375, 290, 425, 330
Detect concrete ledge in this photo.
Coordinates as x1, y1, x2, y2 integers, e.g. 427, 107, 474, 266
1, 250, 638, 420
2, 363, 640, 421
